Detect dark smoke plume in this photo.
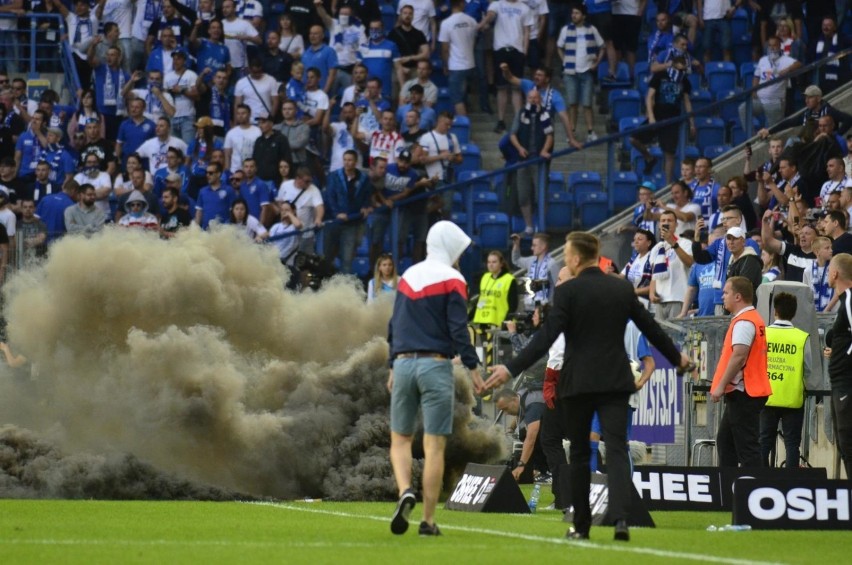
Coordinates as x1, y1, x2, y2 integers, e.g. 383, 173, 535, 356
0, 228, 506, 500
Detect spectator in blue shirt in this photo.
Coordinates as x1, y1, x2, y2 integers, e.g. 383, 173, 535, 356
326, 149, 373, 274
41, 127, 77, 187
357, 20, 401, 99
237, 157, 273, 225
647, 11, 674, 63
87, 39, 130, 140
153, 147, 191, 197
195, 161, 237, 228
190, 19, 232, 83
15, 110, 47, 180
116, 98, 156, 170
302, 24, 339, 95
36, 180, 77, 243
396, 84, 436, 134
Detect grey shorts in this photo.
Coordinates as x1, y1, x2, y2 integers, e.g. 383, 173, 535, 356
391, 357, 454, 436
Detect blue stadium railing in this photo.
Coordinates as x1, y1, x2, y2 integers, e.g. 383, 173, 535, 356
1, 13, 81, 104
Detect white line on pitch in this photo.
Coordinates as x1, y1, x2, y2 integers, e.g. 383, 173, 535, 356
254, 501, 786, 565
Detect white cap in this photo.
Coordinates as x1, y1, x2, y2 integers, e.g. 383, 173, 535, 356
726, 226, 745, 239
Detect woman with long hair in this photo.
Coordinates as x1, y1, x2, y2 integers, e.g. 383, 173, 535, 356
230, 197, 268, 242
471, 250, 518, 368
367, 253, 399, 303
67, 89, 104, 150
761, 248, 783, 283
277, 14, 304, 59
472, 250, 518, 327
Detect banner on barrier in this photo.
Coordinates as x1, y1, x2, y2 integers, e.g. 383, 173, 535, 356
632, 466, 720, 511
445, 463, 530, 514
733, 478, 852, 530
632, 466, 828, 511
630, 347, 683, 445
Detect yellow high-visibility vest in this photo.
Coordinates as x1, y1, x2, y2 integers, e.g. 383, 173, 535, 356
472, 272, 515, 326
765, 325, 808, 409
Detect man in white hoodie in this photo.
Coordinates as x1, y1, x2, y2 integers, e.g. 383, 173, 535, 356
118, 190, 159, 230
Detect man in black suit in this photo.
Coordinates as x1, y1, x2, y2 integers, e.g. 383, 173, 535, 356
485, 231, 691, 541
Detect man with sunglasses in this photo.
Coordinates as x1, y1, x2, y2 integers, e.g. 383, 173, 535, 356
195, 161, 237, 228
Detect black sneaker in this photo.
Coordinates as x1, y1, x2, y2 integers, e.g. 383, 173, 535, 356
643, 157, 658, 176
602, 74, 617, 83
390, 489, 416, 535
493, 120, 506, 133
418, 521, 442, 536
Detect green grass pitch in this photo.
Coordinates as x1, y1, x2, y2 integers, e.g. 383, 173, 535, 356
0, 489, 846, 564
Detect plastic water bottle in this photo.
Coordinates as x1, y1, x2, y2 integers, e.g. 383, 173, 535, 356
722, 524, 752, 531
528, 484, 542, 513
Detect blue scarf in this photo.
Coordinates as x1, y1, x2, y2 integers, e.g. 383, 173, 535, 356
560, 24, 599, 74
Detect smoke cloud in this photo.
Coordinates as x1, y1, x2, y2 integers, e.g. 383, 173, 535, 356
0, 227, 506, 500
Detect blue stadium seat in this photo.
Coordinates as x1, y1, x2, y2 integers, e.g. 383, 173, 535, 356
568, 171, 603, 200
451, 116, 471, 144
380, 3, 397, 36
472, 190, 499, 217
356, 235, 369, 256
269, 2, 286, 15
511, 215, 526, 234
695, 117, 726, 152
679, 145, 701, 161
430, 53, 448, 88
457, 169, 491, 194
577, 191, 609, 228
352, 256, 372, 278
731, 118, 759, 146
619, 116, 646, 151
636, 64, 652, 99
597, 61, 632, 89
458, 143, 482, 174
705, 61, 737, 93
704, 144, 731, 159
546, 191, 573, 231
715, 89, 741, 124
398, 256, 413, 273
690, 89, 713, 116
730, 8, 750, 37
733, 37, 753, 68
452, 192, 464, 213
548, 171, 566, 193
631, 147, 664, 180
687, 72, 702, 93
476, 213, 510, 249
634, 61, 650, 89
609, 89, 642, 130
435, 87, 453, 115
612, 171, 639, 209
450, 211, 467, 227
740, 62, 756, 87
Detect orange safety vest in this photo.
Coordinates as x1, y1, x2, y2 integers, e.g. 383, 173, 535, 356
711, 308, 772, 397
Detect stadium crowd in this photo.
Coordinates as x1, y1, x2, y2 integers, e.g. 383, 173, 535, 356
0, 0, 847, 294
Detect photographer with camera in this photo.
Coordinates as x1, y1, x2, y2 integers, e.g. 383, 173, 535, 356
501, 304, 550, 483
511, 232, 560, 310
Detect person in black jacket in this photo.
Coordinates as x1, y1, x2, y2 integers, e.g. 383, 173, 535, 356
485, 231, 691, 542
724, 226, 763, 303
826, 252, 852, 479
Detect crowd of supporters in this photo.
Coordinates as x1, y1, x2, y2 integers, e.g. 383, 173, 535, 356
0, 0, 848, 294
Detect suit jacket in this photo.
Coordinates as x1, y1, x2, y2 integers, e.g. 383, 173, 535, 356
506, 267, 682, 398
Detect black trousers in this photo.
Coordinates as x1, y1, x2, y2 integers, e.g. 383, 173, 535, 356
562, 392, 631, 533
831, 390, 852, 480
759, 405, 804, 468
717, 390, 767, 467
539, 401, 568, 508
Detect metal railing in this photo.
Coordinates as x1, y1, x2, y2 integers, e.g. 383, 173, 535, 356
0, 13, 80, 104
